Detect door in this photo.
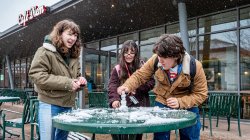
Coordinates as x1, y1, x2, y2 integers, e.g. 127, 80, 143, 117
83, 48, 116, 92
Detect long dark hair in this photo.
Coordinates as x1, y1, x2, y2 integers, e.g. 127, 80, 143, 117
118, 40, 140, 84
153, 34, 185, 64
49, 19, 81, 58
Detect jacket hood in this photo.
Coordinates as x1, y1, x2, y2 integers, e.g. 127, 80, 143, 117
182, 52, 191, 75
42, 35, 56, 52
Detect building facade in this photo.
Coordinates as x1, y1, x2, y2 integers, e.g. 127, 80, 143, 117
0, 0, 250, 118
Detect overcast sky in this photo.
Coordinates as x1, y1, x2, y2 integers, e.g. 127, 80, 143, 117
0, 0, 61, 32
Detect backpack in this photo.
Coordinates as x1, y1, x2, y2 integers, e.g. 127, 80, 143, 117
153, 56, 196, 93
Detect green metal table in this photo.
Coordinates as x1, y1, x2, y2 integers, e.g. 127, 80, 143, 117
53, 107, 197, 140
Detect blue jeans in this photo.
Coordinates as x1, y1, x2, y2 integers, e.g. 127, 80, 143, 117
153, 101, 201, 140
39, 101, 72, 140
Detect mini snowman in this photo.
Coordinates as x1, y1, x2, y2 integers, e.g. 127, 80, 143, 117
119, 91, 128, 111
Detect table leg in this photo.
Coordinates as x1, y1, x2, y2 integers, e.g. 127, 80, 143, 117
111, 134, 137, 140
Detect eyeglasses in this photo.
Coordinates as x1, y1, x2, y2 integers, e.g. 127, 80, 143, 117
124, 52, 135, 56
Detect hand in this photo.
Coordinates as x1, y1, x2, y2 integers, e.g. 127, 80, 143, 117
117, 86, 129, 95
112, 101, 121, 108
166, 97, 179, 109
72, 79, 80, 91
78, 77, 87, 86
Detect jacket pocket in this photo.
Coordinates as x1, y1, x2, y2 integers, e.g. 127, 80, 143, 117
153, 85, 166, 96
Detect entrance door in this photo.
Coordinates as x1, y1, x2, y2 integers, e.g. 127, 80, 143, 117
83, 48, 116, 93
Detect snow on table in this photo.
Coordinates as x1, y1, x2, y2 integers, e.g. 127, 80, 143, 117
53, 107, 192, 125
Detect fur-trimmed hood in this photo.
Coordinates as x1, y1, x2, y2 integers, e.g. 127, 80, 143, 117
42, 35, 57, 52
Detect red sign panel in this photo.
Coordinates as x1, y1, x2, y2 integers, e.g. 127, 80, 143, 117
18, 5, 47, 26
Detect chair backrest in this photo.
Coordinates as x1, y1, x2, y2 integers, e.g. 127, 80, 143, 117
208, 93, 241, 117
149, 90, 156, 107
88, 92, 108, 108
1, 89, 33, 123
30, 99, 39, 140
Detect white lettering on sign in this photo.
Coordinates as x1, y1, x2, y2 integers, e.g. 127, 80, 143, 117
18, 5, 47, 26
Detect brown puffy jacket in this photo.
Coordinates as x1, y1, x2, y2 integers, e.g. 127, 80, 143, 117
122, 53, 208, 109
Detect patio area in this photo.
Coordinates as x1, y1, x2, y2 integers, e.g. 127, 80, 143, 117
1, 102, 249, 140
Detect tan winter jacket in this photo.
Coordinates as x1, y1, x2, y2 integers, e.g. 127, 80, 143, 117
29, 42, 81, 107
122, 53, 208, 109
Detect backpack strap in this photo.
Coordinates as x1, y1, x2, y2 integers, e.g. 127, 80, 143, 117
115, 65, 121, 77
189, 56, 196, 92
153, 57, 159, 72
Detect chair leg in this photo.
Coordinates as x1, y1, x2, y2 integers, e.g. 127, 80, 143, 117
22, 125, 25, 140
209, 114, 213, 136
30, 123, 34, 140
238, 116, 241, 136
2, 114, 6, 140
216, 115, 219, 127
227, 116, 230, 131
92, 133, 95, 140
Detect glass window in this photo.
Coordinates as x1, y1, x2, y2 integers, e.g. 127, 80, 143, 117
189, 37, 197, 57
240, 7, 250, 27
140, 44, 154, 62
199, 11, 237, 34
140, 27, 164, 45
101, 38, 117, 51
240, 28, 250, 91
86, 42, 99, 50
118, 33, 138, 49
188, 19, 197, 36
20, 58, 26, 89
167, 20, 196, 36
199, 31, 237, 91
167, 23, 181, 36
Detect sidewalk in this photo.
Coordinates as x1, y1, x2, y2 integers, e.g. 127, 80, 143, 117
1, 103, 249, 140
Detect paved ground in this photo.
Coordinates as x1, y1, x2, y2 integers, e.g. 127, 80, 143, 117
1, 103, 249, 140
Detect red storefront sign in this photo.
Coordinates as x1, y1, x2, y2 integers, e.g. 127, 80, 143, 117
18, 5, 47, 26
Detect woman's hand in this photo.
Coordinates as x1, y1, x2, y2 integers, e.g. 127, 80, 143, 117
112, 101, 121, 108
78, 77, 87, 86
72, 79, 80, 91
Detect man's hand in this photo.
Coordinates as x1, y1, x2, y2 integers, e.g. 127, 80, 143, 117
112, 101, 121, 108
166, 97, 179, 109
117, 86, 129, 95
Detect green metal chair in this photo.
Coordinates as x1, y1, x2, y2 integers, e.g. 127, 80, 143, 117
149, 91, 156, 107
88, 91, 109, 139
202, 93, 242, 136
30, 99, 39, 140
88, 92, 109, 108
1, 90, 37, 140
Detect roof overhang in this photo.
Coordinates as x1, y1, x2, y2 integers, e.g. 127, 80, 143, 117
0, 0, 249, 60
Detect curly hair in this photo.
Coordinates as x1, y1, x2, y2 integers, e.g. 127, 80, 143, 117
49, 19, 81, 58
118, 40, 140, 84
153, 34, 185, 64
